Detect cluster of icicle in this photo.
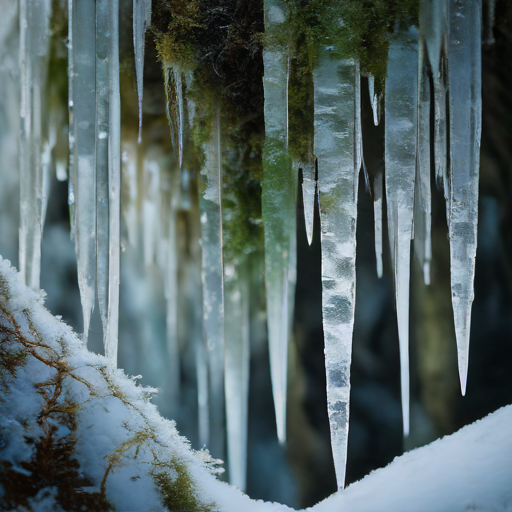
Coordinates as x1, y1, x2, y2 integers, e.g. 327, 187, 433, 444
263, 0, 484, 490
16, 0, 485, 494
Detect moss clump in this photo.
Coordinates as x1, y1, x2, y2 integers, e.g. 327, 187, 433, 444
152, 0, 202, 70
152, 457, 216, 512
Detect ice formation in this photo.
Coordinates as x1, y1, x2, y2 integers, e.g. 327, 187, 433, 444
19, 0, 52, 292
314, 51, 359, 489
12, 0, 486, 493
384, 28, 419, 437
199, 109, 225, 459
262, 0, 296, 444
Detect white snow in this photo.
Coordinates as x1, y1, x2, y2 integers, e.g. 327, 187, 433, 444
2, 255, 511, 512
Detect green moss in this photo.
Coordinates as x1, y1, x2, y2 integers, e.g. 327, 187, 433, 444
152, 457, 216, 512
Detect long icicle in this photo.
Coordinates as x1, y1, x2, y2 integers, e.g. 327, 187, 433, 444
96, 0, 111, 350
133, 0, 152, 143
19, 0, 52, 291
70, 0, 96, 344
448, 0, 482, 395
262, 0, 295, 444
314, 51, 359, 489
199, 107, 225, 459
385, 28, 419, 437
106, 0, 121, 362
414, 36, 432, 286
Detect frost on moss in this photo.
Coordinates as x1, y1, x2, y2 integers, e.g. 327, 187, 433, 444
0, 258, 218, 512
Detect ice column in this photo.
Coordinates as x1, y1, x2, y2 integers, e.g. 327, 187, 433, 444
224, 261, 250, 491
262, 0, 296, 444
385, 28, 418, 436
199, 109, 225, 459
314, 51, 359, 489
69, 0, 97, 344
133, 0, 152, 142
414, 38, 432, 285
19, 0, 52, 291
448, 0, 482, 395
93, 0, 120, 360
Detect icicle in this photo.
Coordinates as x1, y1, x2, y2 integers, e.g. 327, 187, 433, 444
67, 0, 76, 242
314, 51, 359, 490
374, 171, 384, 278
199, 108, 225, 459
69, 0, 97, 345
262, 0, 295, 444
96, 0, 111, 345
133, 0, 152, 143
105, 0, 121, 362
19, 0, 52, 291
224, 262, 250, 491
368, 74, 381, 126
385, 28, 419, 437
301, 160, 316, 246
414, 38, 432, 286
447, 0, 482, 395
164, 67, 185, 168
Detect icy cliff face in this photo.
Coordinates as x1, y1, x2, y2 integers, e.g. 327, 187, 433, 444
6, 0, 486, 496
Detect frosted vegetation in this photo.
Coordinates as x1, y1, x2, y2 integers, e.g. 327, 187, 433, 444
0, 0, 509, 508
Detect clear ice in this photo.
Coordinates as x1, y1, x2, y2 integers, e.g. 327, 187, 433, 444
199, 109, 225, 459
447, 0, 482, 395
385, 28, 418, 437
314, 51, 359, 489
262, 0, 296, 444
70, 0, 97, 344
19, 0, 52, 291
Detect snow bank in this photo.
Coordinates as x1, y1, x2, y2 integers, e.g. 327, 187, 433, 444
1, 256, 511, 512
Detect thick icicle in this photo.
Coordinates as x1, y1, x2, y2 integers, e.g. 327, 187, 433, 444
224, 261, 250, 491
106, 0, 121, 362
133, 0, 152, 142
262, 0, 296, 444
314, 51, 359, 489
199, 109, 225, 459
448, 0, 482, 395
19, 0, 52, 291
374, 171, 384, 278
414, 39, 432, 285
70, 0, 96, 344
164, 67, 185, 168
385, 28, 418, 437
96, 0, 111, 346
